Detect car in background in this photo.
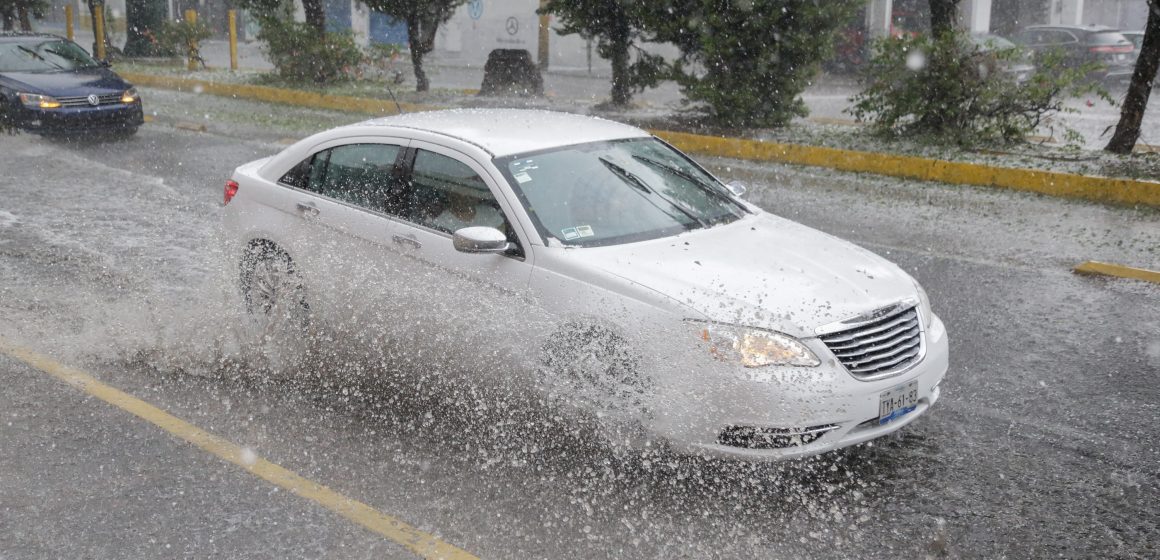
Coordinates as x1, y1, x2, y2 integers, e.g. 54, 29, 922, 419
221, 109, 949, 461
1120, 31, 1159, 85
967, 33, 1036, 84
1012, 25, 1135, 85
0, 33, 143, 137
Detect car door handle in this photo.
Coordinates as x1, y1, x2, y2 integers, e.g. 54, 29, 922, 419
296, 202, 320, 217
392, 235, 422, 249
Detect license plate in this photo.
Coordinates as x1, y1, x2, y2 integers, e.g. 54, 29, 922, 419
878, 380, 919, 425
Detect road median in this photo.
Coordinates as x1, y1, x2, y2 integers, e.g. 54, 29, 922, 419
122, 71, 1160, 209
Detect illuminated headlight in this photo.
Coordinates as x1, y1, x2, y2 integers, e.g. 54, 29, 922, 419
18, 92, 61, 109
121, 87, 139, 104
693, 322, 820, 368
914, 281, 933, 328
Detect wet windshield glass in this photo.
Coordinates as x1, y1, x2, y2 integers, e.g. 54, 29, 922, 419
496, 138, 747, 247
0, 40, 100, 72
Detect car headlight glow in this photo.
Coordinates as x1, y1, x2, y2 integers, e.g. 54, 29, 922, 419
18, 92, 61, 109
914, 281, 933, 328
121, 88, 139, 104
693, 322, 820, 368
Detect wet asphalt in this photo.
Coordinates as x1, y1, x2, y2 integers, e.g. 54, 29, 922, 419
0, 90, 1158, 559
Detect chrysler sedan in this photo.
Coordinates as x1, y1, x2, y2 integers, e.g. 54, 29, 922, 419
221, 109, 949, 460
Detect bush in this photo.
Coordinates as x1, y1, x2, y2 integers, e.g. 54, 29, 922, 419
153, 18, 213, 62
648, 0, 863, 128
848, 32, 1106, 145
259, 19, 363, 84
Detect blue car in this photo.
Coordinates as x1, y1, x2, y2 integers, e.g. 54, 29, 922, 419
0, 33, 143, 137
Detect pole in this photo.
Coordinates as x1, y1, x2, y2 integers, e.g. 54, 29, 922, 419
228, 10, 238, 71
185, 9, 198, 71
93, 6, 107, 60
65, 4, 74, 41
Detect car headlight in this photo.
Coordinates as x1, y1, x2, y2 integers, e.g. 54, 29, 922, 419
914, 281, 933, 328
18, 92, 61, 109
692, 322, 820, 368
121, 88, 139, 104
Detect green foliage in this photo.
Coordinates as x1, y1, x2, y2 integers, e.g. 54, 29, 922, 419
647, 0, 863, 128
153, 18, 212, 61
540, 0, 667, 107
360, 0, 466, 91
849, 32, 1107, 146
259, 17, 364, 84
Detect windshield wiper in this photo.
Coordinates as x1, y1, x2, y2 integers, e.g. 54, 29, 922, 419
631, 154, 748, 215
598, 156, 707, 228
17, 45, 66, 70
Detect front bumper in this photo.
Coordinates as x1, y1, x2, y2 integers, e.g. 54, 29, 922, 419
14, 102, 144, 134
646, 313, 949, 461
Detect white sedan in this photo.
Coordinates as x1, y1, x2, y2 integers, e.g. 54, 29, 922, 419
222, 109, 948, 460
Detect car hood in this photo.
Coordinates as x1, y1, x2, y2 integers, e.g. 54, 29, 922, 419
576, 213, 918, 338
0, 68, 130, 97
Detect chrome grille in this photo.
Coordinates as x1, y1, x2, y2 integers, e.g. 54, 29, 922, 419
820, 305, 923, 379
57, 93, 123, 107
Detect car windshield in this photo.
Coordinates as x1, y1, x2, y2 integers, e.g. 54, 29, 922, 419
969, 34, 1017, 51
0, 39, 100, 72
495, 138, 748, 247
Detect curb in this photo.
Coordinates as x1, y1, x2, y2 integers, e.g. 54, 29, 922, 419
1073, 261, 1160, 285
121, 71, 1160, 209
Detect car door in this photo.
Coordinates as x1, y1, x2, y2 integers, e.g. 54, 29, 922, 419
273, 137, 412, 329
375, 140, 541, 384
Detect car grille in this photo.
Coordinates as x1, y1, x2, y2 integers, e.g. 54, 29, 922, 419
820, 305, 923, 379
56, 93, 123, 107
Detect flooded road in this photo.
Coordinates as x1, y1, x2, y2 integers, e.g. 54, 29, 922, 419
1, 89, 1158, 559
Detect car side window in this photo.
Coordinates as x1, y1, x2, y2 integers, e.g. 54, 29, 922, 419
279, 144, 403, 213
399, 149, 513, 238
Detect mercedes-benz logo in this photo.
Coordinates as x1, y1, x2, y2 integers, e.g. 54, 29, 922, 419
505, 16, 519, 36
87, 94, 100, 106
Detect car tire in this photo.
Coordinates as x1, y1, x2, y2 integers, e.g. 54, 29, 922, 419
239, 241, 309, 320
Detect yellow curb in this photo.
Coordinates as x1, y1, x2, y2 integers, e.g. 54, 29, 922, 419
1073, 261, 1160, 285
122, 72, 439, 116
121, 71, 1160, 208
650, 130, 1160, 208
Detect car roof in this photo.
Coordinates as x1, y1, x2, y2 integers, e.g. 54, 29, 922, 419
1022, 24, 1120, 33
359, 109, 651, 157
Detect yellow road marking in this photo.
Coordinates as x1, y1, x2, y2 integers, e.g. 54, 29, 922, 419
0, 338, 478, 560
1073, 261, 1160, 285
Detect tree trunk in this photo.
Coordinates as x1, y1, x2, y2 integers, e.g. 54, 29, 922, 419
1105, 1, 1160, 154
302, 0, 326, 35
929, 0, 961, 38
123, 0, 167, 57
608, 24, 631, 106
17, 7, 31, 31
407, 15, 437, 92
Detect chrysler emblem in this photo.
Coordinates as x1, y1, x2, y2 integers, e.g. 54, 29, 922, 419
87, 94, 100, 106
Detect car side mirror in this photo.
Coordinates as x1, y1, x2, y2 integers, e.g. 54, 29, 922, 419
453, 226, 512, 254
99, 59, 111, 68
725, 180, 747, 198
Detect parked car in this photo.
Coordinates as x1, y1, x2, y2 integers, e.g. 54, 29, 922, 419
222, 109, 949, 461
1012, 25, 1136, 85
1120, 31, 1159, 85
966, 33, 1036, 84
0, 33, 143, 137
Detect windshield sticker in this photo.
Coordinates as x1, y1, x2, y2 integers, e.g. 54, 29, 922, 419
513, 171, 533, 183
576, 225, 594, 238
561, 227, 580, 240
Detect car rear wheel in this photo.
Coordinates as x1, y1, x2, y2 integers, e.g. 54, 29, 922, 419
239, 241, 309, 321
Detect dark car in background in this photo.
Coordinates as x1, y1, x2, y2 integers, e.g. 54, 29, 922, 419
1012, 25, 1136, 85
967, 33, 1036, 84
0, 33, 143, 137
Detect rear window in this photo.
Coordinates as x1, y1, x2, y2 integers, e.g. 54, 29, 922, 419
1088, 32, 1130, 46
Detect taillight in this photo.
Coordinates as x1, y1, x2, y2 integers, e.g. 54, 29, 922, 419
224, 179, 239, 205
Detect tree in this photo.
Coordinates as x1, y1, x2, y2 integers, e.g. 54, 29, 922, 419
361, 0, 467, 92
928, 0, 962, 38
1, 0, 47, 31
649, 0, 863, 127
123, 0, 168, 56
539, 0, 666, 107
1105, 0, 1160, 154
